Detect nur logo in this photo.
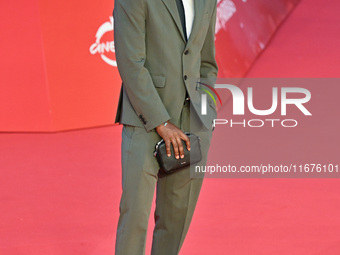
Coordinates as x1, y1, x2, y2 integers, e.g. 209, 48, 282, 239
200, 83, 312, 116
197, 82, 222, 115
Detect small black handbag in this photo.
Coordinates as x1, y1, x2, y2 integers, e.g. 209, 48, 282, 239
154, 132, 202, 174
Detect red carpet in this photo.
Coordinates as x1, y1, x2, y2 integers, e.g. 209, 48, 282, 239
1, 0, 340, 254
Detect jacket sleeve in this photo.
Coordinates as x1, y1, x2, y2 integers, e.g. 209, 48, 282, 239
200, 1, 218, 80
113, 0, 170, 131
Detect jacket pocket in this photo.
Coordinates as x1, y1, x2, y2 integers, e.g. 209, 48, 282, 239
151, 75, 166, 88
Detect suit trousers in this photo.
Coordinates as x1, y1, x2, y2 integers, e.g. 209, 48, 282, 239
115, 100, 212, 255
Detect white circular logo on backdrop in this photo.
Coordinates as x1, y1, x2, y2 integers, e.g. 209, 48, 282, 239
89, 16, 116, 67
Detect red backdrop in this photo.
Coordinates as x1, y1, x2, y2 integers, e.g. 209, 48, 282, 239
0, 0, 299, 132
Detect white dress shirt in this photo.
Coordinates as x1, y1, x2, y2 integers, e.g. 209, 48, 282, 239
182, 0, 195, 39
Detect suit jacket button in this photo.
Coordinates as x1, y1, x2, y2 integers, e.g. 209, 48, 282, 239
184, 50, 189, 55
184, 75, 187, 80
139, 115, 147, 125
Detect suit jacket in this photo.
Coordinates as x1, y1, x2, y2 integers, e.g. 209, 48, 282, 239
113, 0, 218, 132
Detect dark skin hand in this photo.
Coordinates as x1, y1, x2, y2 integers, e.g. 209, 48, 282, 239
156, 121, 190, 159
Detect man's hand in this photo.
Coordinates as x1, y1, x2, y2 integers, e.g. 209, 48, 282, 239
155, 122, 190, 159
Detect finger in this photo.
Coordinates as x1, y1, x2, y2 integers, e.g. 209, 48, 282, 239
165, 139, 171, 157
171, 138, 180, 159
176, 136, 185, 159
181, 133, 190, 151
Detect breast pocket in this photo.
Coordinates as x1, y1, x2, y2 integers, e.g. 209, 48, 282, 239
195, 13, 210, 41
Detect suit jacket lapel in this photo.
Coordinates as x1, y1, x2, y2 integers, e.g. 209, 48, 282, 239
161, 0, 186, 42
187, 0, 204, 44
161, 0, 205, 44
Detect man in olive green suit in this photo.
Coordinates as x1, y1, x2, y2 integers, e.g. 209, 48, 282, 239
113, 0, 218, 254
